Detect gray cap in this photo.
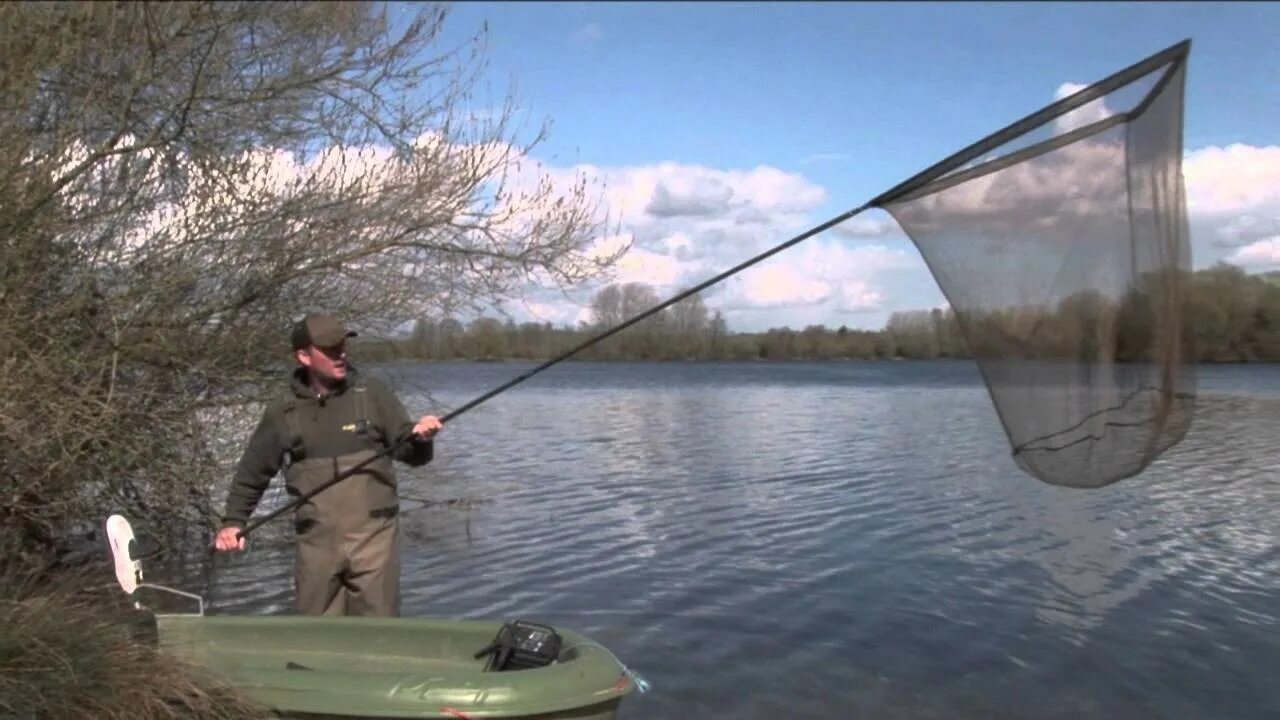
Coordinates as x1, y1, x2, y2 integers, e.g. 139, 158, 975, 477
291, 313, 357, 350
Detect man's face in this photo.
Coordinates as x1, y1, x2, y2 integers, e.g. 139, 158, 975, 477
296, 341, 349, 384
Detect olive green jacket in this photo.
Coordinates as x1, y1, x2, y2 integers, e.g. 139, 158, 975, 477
220, 366, 433, 528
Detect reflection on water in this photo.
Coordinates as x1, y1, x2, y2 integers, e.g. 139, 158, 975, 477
184, 361, 1279, 719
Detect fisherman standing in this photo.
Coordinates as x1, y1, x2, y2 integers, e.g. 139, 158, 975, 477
214, 313, 442, 617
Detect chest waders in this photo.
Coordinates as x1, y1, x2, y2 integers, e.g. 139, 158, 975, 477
281, 385, 402, 617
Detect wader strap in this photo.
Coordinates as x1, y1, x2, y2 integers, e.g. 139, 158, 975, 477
354, 384, 371, 437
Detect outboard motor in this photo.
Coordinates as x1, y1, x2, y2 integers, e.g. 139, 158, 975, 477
473, 620, 562, 672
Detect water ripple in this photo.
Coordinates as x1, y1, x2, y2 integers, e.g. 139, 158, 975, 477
182, 362, 1280, 719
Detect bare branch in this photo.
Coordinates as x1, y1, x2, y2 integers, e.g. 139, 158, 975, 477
0, 1, 618, 551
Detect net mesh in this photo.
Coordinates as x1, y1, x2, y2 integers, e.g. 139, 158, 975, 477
878, 50, 1195, 488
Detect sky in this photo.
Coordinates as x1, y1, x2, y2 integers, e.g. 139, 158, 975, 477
391, 1, 1280, 333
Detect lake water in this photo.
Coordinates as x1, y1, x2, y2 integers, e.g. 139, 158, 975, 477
197, 360, 1280, 719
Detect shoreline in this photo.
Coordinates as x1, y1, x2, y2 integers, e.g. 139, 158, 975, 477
368, 356, 1280, 366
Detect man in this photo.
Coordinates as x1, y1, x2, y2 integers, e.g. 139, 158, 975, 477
214, 313, 442, 617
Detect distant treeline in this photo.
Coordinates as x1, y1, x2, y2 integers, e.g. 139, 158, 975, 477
361, 264, 1280, 363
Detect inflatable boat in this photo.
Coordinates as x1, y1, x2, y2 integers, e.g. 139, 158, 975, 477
106, 515, 642, 719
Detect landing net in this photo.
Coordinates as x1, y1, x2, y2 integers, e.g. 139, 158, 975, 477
875, 43, 1195, 488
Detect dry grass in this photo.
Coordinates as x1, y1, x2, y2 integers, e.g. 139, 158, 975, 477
0, 538, 263, 720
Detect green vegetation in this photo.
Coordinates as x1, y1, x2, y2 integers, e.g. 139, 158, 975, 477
365, 264, 1278, 363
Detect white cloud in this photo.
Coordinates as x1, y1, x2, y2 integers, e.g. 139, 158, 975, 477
612, 245, 685, 287
591, 162, 827, 226
259, 135, 1280, 334
834, 210, 901, 238
834, 280, 884, 312
51, 54, 1280, 339
733, 264, 831, 309
665, 231, 695, 255
1184, 144, 1280, 216
1054, 82, 1089, 101
482, 58, 1278, 331
1226, 236, 1280, 269
873, 142, 1280, 299
1182, 143, 1280, 269
1053, 81, 1116, 133
733, 165, 829, 212
535, 161, 833, 292
514, 137, 1278, 331
719, 241, 914, 314
122, 104, 1269, 335
481, 157, 906, 330
1215, 215, 1267, 246
890, 132, 1131, 235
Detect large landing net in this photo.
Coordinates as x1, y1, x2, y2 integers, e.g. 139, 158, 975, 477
874, 42, 1195, 488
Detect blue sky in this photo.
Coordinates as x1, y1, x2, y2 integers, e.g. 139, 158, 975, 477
398, 2, 1280, 332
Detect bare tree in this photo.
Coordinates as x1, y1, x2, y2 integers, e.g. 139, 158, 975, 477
585, 282, 670, 359
668, 290, 709, 358
589, 283, 626, 330
0, 2, 621, 556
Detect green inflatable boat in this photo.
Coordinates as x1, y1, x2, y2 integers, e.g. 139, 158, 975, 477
106, 515, 643, 719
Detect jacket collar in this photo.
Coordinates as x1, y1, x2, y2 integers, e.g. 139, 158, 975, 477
289, 365, 358, 400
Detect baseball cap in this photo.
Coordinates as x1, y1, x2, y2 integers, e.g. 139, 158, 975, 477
291, 313, 357, 350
